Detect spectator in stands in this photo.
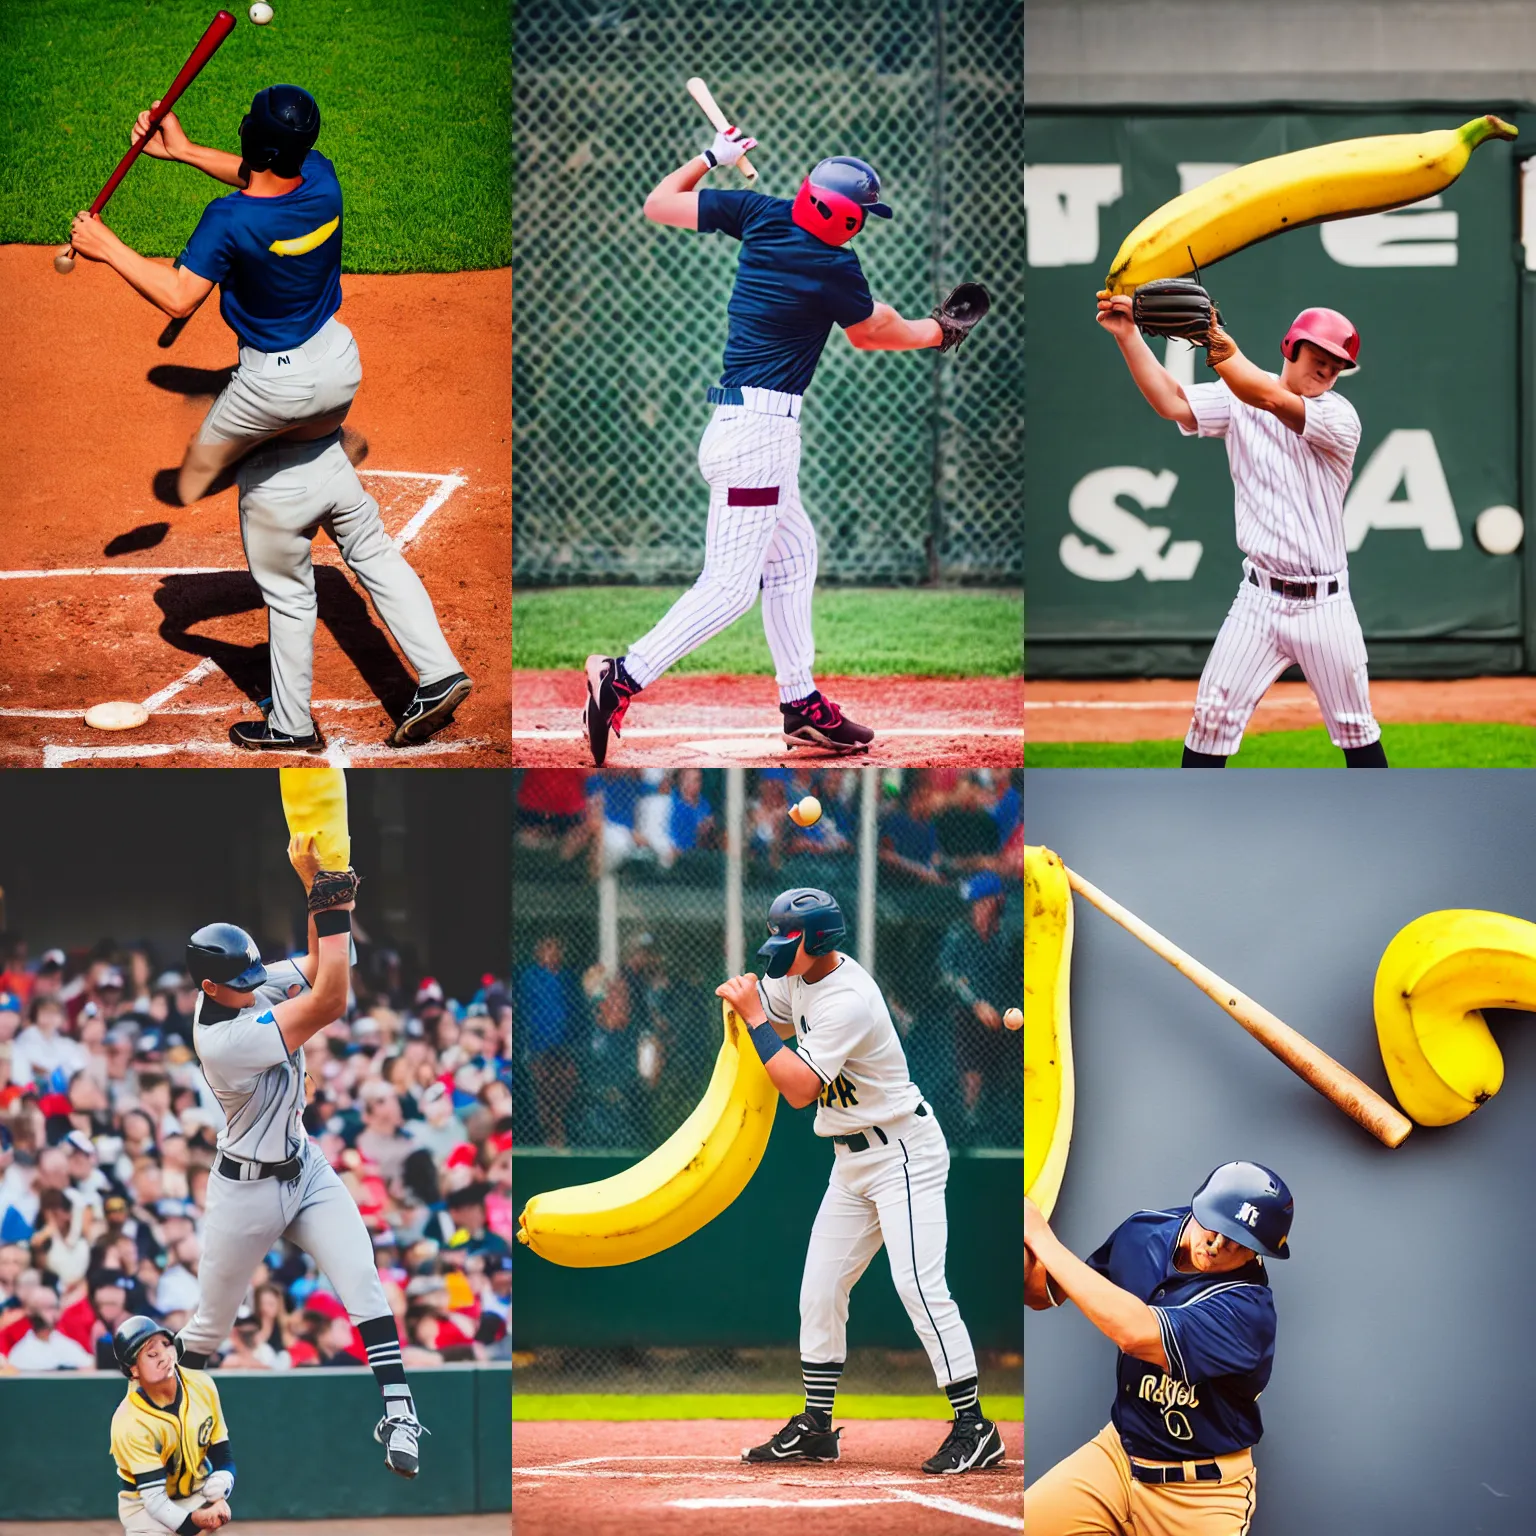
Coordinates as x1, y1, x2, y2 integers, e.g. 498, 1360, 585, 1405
932, 773, 1006, 874
576, 965, 641, 1148
357, 1080, 414, 1185
517, 935, 581, 1148
6, 1284, 93, 1370
515, 769, 593, 859
218, 1309, 278, 1370
878, 773, 945, 886
31, 1186, 95, 1288
939, 872, 1016, 1135
0, 1241, 25, 1310
747, 775, 791, 870
670, 768, 716, 856
408, 1080, 465, 1162
11, 998, 88, 1089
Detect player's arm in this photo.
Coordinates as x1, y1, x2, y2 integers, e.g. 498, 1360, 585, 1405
844, 302, 943, 352
1095, 291, 1198, 430
286, 835, 323, 988
1207, 329, 1306, 434
131, 103, 248, 187
271, 876, 356, 1054
1024, 1198, 1168, 1369
715, 973, 823, 1109
643, 127, 758, 230
66, 212, 214, 319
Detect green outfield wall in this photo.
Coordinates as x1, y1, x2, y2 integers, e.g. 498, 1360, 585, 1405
1025, 104, 1536, 676
0, 1364, 509, 1522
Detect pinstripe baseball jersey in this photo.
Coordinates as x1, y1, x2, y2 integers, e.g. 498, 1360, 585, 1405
193, 957, 314, 1164
1088, 1207, 1276, 1459
759, 955, 921, 1133
1180, 380, 1361, 578
698, 191, 875, 394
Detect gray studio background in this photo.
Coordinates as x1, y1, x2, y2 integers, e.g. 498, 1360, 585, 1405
1026, 771, 1536, 1536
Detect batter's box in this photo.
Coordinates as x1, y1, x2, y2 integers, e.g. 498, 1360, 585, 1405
0, 470, 467, 722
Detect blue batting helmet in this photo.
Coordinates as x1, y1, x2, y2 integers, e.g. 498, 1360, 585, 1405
112, 1315, 176, 1377
186, 923, 267, 993
1191, 1161, 1293, 1261
757, 888, 847, 979
240, 84, 320, 176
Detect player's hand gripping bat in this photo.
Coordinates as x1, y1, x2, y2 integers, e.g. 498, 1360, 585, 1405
687, 76, 757, 182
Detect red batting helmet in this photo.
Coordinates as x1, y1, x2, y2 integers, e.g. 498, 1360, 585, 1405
791, 157, 892, 247
1282, 308, 1360, 370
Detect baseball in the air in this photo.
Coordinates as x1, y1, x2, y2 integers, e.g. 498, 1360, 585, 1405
1003, 1007, 1023, 1032
249, 2, 274, 24
789, 795, 822, 828
1475, 504, 1523, 556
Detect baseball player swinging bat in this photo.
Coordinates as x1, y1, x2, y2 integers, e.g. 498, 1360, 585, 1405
1065, 861, 1412, 1147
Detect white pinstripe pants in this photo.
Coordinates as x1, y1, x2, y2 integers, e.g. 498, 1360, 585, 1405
1186, 570, 1381, 757
625, 406, 818, 704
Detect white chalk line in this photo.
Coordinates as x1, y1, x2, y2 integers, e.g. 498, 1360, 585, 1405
0, 699, 381, 720
512, 726, 1023, 743
129, 471, 464, 714
42, 736, 489, 768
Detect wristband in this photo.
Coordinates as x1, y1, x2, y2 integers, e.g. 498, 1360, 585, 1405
747, 1020, 784, 1066
314, 909, 351, 937
702, 149, 718, 169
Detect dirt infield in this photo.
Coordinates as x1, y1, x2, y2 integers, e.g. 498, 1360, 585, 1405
512, 672, 1023, 767
0, 246, 509, 766
1024, 676, 1536, 742
0, 1520, 506, 1536
511, 1419, 1023, 1534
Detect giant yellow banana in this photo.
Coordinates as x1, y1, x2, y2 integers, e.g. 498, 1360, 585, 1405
1025, 845, 1074, 1218
279, 766, 350, 871
1106, 115, 1517, 293
1374, 910, 1536, 1127
516, 1002, 778, 1266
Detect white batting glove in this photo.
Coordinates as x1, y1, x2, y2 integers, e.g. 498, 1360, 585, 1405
704, 125, 757, 169
201, 1472, 234, 1504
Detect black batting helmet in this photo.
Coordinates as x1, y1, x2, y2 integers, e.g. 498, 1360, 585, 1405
240, 84, 321, 176
757, 888, 847, 979
1191, 1161, 1294, 1261
113, 1315, 176, 1377
186, 923, 267, 993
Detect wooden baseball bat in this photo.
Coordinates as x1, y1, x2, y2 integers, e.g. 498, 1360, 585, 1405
686, 76, 758, 183
57, 9, 237, 273
1064, 863, 1413, 1149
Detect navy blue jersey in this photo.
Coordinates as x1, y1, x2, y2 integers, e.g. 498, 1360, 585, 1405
179, 150, 344, 352
1089, 1207, 1275, 1460
697, 190, 875, 396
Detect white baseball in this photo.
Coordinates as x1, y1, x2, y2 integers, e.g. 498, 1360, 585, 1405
789, 795, 822, 828
249, 3, 274, 24
1475, 505, 1523, 556
1003, 1007, 1023, 1032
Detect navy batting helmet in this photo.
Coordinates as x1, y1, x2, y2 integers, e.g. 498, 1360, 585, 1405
113, 1315, 176, 1378
240, 84, 320, 176
186, 923, 267, 993
791, 156, 892, 247
757, 888, 847, 979
1191, 1161, 1293, 1261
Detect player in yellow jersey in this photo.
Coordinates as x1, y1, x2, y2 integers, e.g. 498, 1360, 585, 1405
108, 1316, 236, 1535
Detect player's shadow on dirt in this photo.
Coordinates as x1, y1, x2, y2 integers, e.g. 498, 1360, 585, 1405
152, 568, 419, 719
105, 523, 170, 556
147, 364, 235, 397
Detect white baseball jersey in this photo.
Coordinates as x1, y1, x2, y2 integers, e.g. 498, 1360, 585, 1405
193, 958, 313, 1164
759, 954, 921, 1134
1181, 378, 1361, 578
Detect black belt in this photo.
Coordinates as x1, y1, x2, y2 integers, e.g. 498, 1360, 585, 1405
833, 1103, 927, 1153
1248, 568, 1338, 600
1130, 1461, 1222, 1485
218, 1153, 301, 1182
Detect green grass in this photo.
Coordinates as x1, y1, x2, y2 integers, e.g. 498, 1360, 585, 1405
513, 587, 1025, 677
1026, 723, 1536, 768
513, 1393, 1025, 1422
0, 0, 509, 271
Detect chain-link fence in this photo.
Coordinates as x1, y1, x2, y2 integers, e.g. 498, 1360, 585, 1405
511, 765, 1022, 1393
512, 0, 1022, 586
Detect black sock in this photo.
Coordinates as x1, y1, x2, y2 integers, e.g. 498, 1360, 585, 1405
359, 1314, 409, 1399
1343, 741, 1388, 768
946, 1375, 984, 1423
1181, 747, 1228, 768
614, 657, 639, 695
177, 1339, 209, 1371
802, 1359, 842, 1429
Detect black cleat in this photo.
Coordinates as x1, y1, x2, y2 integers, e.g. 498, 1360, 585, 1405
374, 1410, 429, 1479
742, 1412, 843, 1463
583, 655, 637, 767
229, 720, 324, 752
389, 672, 472, 747
781, 691, 874, 754
922, 1417, 1005, 1475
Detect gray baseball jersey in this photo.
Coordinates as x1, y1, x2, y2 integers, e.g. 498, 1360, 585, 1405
193, 957, 315, 1164
759, 954, 921, 1134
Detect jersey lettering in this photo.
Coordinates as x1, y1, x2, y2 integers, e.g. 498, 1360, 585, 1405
818, 1072, 859, 1109
1137, 1372, 1202, 1410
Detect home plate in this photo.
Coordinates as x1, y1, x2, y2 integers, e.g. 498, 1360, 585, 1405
85, 701, 150, 731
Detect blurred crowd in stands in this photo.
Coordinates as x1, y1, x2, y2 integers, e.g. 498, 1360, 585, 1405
512, 768, 1022, 1152
0, 938, 511, 1373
